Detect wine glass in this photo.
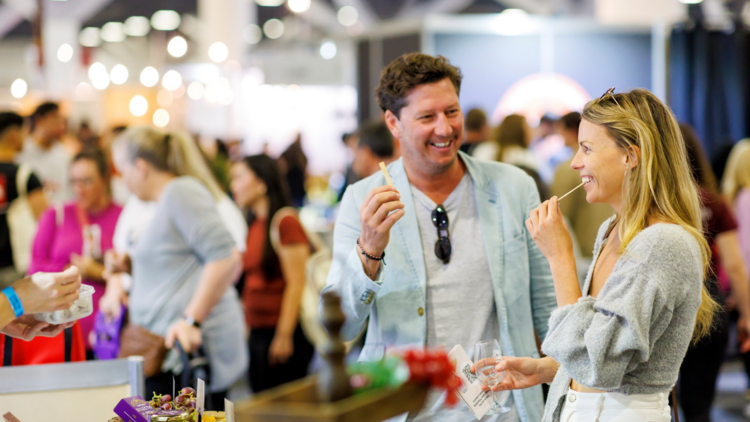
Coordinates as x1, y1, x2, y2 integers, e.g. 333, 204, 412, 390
474, 339, 511, 415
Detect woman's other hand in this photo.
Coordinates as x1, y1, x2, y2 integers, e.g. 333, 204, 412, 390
99, 273, 127, 319
1, 316, 75, 341
472, 356, 559, 392
526, 197, 575, 263
165, 319, 203, 353
268, 332, 294, 366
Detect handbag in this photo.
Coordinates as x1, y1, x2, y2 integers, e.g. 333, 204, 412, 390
92, 304, 127, 360
118, 324, 167, 377
2, 327, 75, 366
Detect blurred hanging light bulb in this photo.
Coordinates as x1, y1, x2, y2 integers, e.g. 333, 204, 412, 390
337, 6, 358, 26
57, 44, 74, 62
79, 27, 101, 47
187, 81, 205, 100
153, 109, 170, 127
320, 40, 337, 60
167, 36, 188, 58
101, 22, 126, 42
124, 16, 151, 36
129, 95, 148, 117
89, 62, 110, 89
10, 79, 27, 99
110, 64, 129, 85
208, 42, 229, 63
140, 66, 159, 87
151, 10, 181, 31
161, 70, 182, 91
263, 19, 284, 39
288, 0, 310, 13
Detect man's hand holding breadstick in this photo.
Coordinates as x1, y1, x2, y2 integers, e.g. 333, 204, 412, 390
356, 162, 405, 280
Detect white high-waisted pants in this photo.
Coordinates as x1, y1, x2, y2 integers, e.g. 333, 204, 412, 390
559, 389, 672, 422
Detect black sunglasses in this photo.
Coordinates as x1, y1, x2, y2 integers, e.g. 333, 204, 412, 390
431, 204, 451, 264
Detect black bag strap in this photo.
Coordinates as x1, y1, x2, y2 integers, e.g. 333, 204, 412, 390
672, 387, 680, 422
63, 327, 72, 362
3, 335, 12, 366
174, 341, 211, 406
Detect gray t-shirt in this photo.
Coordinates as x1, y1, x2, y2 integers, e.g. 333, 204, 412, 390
408, 173, 516, 421
129, 177, 247, 391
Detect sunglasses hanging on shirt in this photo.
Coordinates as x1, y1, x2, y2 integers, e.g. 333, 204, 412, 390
431, 204, 451, 264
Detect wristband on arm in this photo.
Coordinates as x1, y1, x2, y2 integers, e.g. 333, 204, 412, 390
2, 287, 24, 318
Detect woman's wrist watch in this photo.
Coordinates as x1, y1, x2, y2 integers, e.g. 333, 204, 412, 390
183, 315, 201, 329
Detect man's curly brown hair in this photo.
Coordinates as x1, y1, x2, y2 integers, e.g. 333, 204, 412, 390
375, 53, 463, 118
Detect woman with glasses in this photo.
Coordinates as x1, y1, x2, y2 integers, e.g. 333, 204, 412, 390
28, 149, 122, 361
479, 89, 717, 422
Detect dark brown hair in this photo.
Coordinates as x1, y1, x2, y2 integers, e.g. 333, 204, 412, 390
375, 53, 462, 118
559, 112, 581, 133
465, 108, 487, 132
680, 122, 718, 192
241, 154, 293, 280
73, 148, 111, 182
497, 114, 528, 150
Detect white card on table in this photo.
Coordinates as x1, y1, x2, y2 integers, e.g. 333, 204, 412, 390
224, 399, 235, 422
448, 345, 493, 420
197, 378, 205, 417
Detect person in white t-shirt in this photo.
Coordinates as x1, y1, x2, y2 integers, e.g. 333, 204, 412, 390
17, 102, 72, 204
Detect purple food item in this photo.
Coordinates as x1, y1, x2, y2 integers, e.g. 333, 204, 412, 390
160, 395, 172, 404
160, 403, 172, 410
114, 396, 159, 422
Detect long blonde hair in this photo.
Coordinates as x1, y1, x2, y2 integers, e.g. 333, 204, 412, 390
722, 139, 750, 202
582, 89, 717, 342
113, 126, 224, 201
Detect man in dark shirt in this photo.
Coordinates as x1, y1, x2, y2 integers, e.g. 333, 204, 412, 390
0, 112, 47, 287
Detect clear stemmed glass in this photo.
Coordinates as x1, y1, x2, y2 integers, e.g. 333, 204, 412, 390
474, 339, 511, 415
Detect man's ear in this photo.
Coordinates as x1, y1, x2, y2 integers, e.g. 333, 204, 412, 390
384, 110, 401, 140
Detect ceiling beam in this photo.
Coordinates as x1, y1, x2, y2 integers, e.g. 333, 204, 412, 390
399, 0, 475, 19
0, 3, 24, 39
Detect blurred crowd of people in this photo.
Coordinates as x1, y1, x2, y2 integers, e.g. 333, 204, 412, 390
1, 52, 750, 422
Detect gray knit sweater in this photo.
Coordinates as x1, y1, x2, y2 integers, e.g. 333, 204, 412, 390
541, 218, 703, 422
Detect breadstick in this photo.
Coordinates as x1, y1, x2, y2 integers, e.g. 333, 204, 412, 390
379, 162, 395, 188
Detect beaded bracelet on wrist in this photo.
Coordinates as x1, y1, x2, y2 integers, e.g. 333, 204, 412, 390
357, 238, 386, 279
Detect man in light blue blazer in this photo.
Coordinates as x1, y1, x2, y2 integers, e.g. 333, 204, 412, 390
323, 53, 555, 422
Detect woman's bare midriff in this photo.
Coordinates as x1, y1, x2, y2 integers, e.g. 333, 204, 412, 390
570, 380, 606, 393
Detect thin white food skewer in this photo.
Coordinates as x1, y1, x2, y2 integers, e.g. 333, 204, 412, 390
558, 181, 585, 202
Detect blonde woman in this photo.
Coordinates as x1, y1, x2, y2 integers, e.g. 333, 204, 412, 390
723, 139, 750, 275
476, 89, 716, 421
109, 127, 247, 406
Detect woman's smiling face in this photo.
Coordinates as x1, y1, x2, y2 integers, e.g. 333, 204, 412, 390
571, 119, 632, 211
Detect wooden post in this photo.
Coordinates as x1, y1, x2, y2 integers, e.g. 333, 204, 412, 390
317, 292, 352, 402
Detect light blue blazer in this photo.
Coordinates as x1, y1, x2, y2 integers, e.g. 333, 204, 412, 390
323, 152, 556, 422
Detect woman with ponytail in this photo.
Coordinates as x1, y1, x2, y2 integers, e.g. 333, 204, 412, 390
109, 127, 247, 404
474, 89, 716, 421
